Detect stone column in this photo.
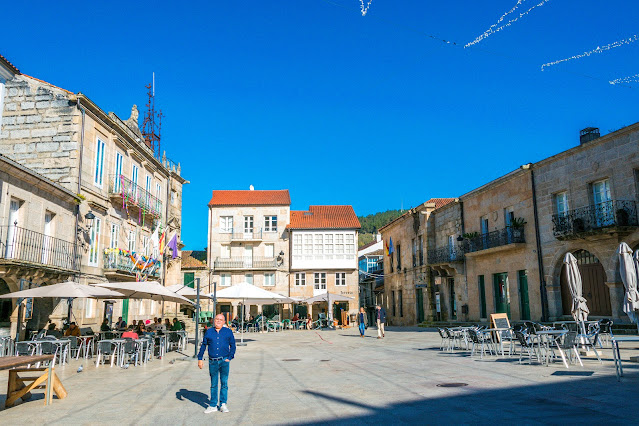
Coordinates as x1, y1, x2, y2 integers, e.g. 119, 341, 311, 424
545, 283, 563, 321
231, 303, 238, 320
307, 304, 313, 320
605, 282, 625, 321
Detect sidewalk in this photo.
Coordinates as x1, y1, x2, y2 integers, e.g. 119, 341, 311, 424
1, 327, 638, 424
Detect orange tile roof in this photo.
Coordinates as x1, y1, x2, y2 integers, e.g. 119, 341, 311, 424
0, 53, 19, 74
181, 251, 207, 269
287, 205, 361, 230
426, 198, 456, 209
208, 190, 290, 207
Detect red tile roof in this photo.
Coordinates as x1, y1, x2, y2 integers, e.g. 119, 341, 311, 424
208, 190, 290, 207
287, 206, 361, 230
0, 53, 19, 74
426, 198, 456, 209
181, 251, 207, 269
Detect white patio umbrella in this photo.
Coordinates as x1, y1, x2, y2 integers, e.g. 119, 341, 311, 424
214, 282, 293, 345
563, 253, 589, 336
165, 284, 213, 300
93, 281, 194, 305
622, 243, 639, 328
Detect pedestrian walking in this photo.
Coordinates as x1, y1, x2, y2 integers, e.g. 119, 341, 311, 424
357, 307, 368, 337
376, 304, 386, 339
198, 314, 236, 414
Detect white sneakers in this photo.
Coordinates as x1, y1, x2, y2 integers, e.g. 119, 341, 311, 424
204, 404, 229, 414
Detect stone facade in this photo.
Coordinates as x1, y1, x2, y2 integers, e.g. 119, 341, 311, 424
533, 124, 639, 321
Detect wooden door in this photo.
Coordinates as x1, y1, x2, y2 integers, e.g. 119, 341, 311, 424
580, 263, 611, 316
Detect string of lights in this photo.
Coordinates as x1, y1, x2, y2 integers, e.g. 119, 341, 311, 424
541, 34, 639, 71
465, 0, 551, 48
610, 73, 639, 85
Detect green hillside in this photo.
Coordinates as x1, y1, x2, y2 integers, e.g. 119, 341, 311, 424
358, 209, 404, 247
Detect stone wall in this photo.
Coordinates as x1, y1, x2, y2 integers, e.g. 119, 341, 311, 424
0, 76, 79, 190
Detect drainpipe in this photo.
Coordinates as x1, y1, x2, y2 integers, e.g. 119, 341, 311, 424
528, 164, 549, 322
74, 97, 86, 278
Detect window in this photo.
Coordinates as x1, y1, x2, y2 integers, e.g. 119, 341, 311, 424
114, 151, 123, 191
264, 273, 275, 286
85, 299, 96, 318
183, 272, 195, 288
504, 206, 515, 228
418, 235, 424, 266
132, 164, 139, 186
245, 274, 253, 284
110, 224, 119, 249
480, 215, 489, 234
346, 234, 355, 254
335, 234, 344, 255
479, 275, 487, 319
555, 191, 569, 216
94, 138, 105, 187
221, 245, 230, 259
314, 272, 326, 290
295, 273, 306, 286
399, 290, 403, 317
304, 234, 313, 258
88, 217, 102, 266
335, 272, 346, 286
220, 216, 233, 233
314, 234, 323, 255
412, 238, 417, 267
293, 234, 302, 257
264, 216, 277, 232
141, 236, 150, 255
264, 244, 274, 258
128, 230, 136, 252
146, 175, 152, 194
396, 244, 401, 271
325, 234, 333, 256
221, 274, 231, 287
243, 216, 254, 234
391, 291, 396, 316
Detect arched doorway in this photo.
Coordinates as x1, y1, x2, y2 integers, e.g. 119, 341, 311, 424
0, 279, 13, 330
560, 249, 611, 316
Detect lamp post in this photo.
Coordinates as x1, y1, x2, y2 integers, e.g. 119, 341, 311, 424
193, 277, 201, 358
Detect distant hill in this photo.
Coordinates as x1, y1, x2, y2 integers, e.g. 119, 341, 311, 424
358, 209, 404, 247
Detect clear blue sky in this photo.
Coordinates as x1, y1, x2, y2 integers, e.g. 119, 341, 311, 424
2, 1, 638, 249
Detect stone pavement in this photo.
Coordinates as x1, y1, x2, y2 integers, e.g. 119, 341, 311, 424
1, 327, 639, 425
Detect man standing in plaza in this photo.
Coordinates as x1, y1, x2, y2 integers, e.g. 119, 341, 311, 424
198, 314, 236, 414
376, 304, 386, 339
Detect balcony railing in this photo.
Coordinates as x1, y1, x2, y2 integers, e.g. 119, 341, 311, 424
552, 200, 638, 239
109, 174, 163, 218
427, 245, 465, 264
213, 256, 277, 270
230, 229, 262, 241
0, 225, 79, 271
465, 227, 525, 254
103, 252, 160, 278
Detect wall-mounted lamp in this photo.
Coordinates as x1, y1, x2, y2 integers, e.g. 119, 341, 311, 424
276, 250, 285, 266
84, 211, 96, 229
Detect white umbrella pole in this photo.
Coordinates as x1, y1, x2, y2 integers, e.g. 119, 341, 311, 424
237, 299, 247, 346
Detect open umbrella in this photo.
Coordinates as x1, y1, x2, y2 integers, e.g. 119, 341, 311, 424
166, 284, 213, 300
564, 253, 589, 337
214, 282, 293, 345
93, 281, 194, 305
303, 292, 354, 327
622, 243, 639, 329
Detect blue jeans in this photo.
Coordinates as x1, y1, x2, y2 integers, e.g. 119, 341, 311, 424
359, 323, 365, 335
208, 358, 230, 406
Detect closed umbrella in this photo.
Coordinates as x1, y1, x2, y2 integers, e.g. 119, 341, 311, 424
622, 243, 639, 329
214, 282, 293, 345
564, 253, 589, 337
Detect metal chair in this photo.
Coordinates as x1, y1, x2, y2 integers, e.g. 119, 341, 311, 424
597, 319, 613, 347
39, 341, 61, 367
468, 328, 495, 359
514, 330, 539, 364
96, 340, 119, 367
122, 338, 140, 366
580, 322, 602, 363
557, 331, 583, 366
437, 328, 450, 350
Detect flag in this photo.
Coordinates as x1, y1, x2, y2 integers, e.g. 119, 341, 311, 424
388, 237, 394, 256
385, 240, 390, 257
158, 228, 167, 253
166, 233, 179, 259
150, 224, 160, 250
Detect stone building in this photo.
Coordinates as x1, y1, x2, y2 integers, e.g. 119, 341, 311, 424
459, 167, 542, 322
179, 250, 212, 315
287, 205, 360, 322
379, 204, 430, 326
0, 59, 187, 333
533, 126, 639, 321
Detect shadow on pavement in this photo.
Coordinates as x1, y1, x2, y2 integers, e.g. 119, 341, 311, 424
176, 388, 208, 408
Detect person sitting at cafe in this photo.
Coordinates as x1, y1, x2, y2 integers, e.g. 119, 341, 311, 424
135, 322, 145, 336
115, 317, 127, 329
154, 318, 166, 332
292, 313, 300, 322
171, 318, 183, 331
164, 318, 171, 329
122, 325, 139, 339
47, 322, 63, 338
143, 326, 155, 338
64, 322, 81, 337
100, 319, 111, 331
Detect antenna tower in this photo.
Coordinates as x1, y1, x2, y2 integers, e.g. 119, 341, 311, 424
141, 77, 163, 158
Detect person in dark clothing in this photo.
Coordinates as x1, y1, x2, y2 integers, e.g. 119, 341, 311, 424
376, 304, 387, 339
357, 307, 368, 337
198, 314, 236, 414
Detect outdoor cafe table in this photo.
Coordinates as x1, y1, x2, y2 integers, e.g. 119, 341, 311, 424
97, 339, 127, 367
611, 335, 639, 381
482, 328, 511, 356
535, 329, 569, 368
0, 354, 67, 407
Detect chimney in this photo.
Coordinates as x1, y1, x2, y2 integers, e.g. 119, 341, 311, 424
580, 127, 600, 145
249, 185, 254, 191
376, 233, 382, 242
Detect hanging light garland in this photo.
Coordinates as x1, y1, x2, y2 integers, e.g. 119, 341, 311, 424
542, 34, 639, 71
465, 0, 551, 48
610, 73, 639, 85
359, 0, 373, 16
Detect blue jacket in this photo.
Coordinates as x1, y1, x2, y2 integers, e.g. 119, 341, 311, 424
376, 307, 386, 323
197, 326, 236, 361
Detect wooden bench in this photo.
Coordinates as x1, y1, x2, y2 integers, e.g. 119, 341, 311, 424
0, 355, 67, 407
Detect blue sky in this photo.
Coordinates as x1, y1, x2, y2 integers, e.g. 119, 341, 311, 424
2, 1, 638, 249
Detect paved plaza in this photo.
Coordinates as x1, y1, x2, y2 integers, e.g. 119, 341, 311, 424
1, 327, 639, 425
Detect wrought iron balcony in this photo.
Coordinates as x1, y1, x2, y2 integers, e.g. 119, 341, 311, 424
103, 251, 160, 278
427, 245, 465, 264
464, 227, 525, 254
213, 256, 277, 270
0, 225, 79, 271
109, 174, 163, 219
552, 200, 638, 239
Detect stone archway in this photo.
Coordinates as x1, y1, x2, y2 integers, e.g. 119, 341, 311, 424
560, 249, 611, 316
